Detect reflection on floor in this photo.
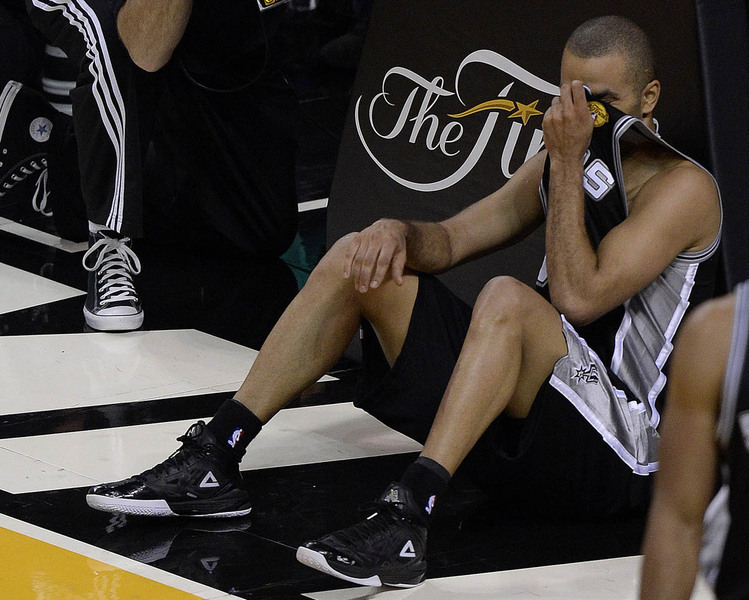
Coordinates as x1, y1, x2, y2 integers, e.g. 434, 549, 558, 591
0, 4, 716, 600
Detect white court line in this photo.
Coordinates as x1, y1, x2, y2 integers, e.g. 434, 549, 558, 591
0, 262, 84, 314
0, 513, 243, 599
0, 329, 335, 416
302, 555, 716, 600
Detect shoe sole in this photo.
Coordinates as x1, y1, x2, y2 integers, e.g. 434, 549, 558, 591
296, 546, 424, 588
83, 307, 144, 331
86, 494, 253, 518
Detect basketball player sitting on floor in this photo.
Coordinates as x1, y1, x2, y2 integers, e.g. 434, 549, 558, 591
87, 15, 723, 589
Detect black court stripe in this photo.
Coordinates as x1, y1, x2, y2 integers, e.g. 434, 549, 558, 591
0, 377, 357, 440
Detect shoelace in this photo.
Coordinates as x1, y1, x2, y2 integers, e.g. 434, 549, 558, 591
32, 167, 50, 216
331, 502, 407, 548
0, 158, 51, 215
138, 431, 208, 480
82, 236, 142, 305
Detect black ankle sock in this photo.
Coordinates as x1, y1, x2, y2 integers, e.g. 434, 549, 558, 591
206, 399, 262, 460
399, 456, 451, 519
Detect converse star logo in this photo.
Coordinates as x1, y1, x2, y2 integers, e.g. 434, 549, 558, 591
200, 471, 220, 488
399, 540, 416, 558
29, 117, 53, 143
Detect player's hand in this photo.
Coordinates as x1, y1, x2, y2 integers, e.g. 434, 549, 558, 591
342, 219, 408, 293
542, 80, 594, 163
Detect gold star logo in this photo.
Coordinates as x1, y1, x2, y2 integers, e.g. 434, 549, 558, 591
508, 100, 543, 125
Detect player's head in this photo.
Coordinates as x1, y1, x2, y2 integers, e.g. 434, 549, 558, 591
561, 15, 660, 123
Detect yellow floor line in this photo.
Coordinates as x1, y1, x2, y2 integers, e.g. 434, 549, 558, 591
0, 514, 236, 600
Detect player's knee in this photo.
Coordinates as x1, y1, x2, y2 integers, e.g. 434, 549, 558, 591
307, 234, 358, 288
473, 276, 531, 324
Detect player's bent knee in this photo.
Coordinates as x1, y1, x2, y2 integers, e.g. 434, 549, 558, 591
308, 236, 355, 281
474, 276, 532, 321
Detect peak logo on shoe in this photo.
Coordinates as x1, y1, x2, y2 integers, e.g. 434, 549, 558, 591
228, 428, 244, 448
399, 540, 416, 558
30, 117, 53, 142
201, 557, 220, 573
200, 471, 220, 488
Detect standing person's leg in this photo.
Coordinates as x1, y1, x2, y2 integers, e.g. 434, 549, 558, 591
86, 239, 422, 517
143, 53, 299, 259
27, 0, 145, 331
0, 4, 57, 214
0, 2, 44, 86
0, 4, 86, 236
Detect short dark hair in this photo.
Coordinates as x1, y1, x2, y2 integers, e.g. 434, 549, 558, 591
565, 15, 655, 94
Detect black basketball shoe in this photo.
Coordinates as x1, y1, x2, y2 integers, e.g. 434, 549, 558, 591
296, 483, 428, 587
86, 421, 252, 518
82, 228, 144, 331
0, 80, 56, 215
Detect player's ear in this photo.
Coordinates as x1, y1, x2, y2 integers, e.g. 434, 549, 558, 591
640, 79, 660, 120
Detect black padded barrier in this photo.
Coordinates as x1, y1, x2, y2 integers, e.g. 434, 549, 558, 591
328, 1, 715, 304
696, 0, 749, 290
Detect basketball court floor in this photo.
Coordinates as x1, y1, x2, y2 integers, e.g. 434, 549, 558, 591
0, 6, 717, 600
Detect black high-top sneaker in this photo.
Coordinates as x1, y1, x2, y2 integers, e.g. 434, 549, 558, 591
86, 421, 253, 518
0, 80, 57, 215
297, 483, 428, 587
82, 228, 144, 331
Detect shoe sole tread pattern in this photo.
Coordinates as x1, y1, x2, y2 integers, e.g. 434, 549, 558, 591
295, 546, 424, 588
86, 494, 252, 518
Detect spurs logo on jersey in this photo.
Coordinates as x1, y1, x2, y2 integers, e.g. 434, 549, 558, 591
573, 363, 600, 385
583, 158, 615, 200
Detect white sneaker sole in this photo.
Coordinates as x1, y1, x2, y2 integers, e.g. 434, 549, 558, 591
86, 494, 252, 518
296, 546, 384, 587
83, 307, 144, 331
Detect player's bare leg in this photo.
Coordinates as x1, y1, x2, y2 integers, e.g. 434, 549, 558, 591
421, 276, 567, 474
234, 236, 419, 422
86, 236, 419, 518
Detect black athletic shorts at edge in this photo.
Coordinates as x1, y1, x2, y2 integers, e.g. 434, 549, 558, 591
354, 274, 651, 518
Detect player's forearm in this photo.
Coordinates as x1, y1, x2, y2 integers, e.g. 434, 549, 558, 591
117, 0, 193, 72
544, 157, 600, 324
403, 220, 454, 274
640, 519, 701, 600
